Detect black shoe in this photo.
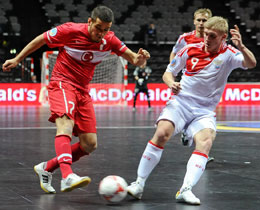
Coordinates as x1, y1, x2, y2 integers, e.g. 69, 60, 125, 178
181, 132, 189, 146
207, 156, 215, 164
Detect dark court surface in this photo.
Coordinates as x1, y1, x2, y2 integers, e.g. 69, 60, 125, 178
0, 105, 260, 210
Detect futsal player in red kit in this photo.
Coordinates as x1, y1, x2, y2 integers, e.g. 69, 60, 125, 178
2, 5, 150, 193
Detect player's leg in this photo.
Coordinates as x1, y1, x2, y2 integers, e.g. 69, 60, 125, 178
144, 88, 151, 110
38, 99, 95, 174
60, 90, 97, 192
180, 127, 215, 163
42, 135, 95, 192
207, 115, 217, 164
133, 88, 140, 111
128, 99, 185, 199
79, 133, 97, 154
59, 133, 95, 192
127, 120, 175, 199
55, 115, 92, 193
34, 81, 77, 193
176, 116, 216, 205
40, 140, 91, 173
180, 131, 215, 164
55, 115, 75, 178
180, 137, 215, 165
34, 138, 88, 193
34, 114, 74, 194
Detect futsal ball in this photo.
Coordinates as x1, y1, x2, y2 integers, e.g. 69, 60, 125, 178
98, 175, 128, 203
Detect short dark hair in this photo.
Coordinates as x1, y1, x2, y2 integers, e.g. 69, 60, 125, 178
91, 5, 114, 23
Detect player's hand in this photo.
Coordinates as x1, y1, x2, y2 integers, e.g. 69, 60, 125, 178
137, 48, 150, 59
230, 25, 244, 50
170, 82, 182, 95
135, 48, 150, 67
2, 58, 19, 72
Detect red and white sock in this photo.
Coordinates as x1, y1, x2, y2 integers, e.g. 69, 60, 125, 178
55, 135, 73, 179
137, 141, 163, 187
181, 150, 208, 190
45, 142, 88, 172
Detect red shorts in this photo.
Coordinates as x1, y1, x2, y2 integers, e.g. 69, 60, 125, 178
47, 81, 96, 135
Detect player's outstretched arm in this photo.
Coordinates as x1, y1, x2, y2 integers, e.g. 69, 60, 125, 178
230, 25, 256, 69
121, 48, 150, 67
2, 34, 46, 71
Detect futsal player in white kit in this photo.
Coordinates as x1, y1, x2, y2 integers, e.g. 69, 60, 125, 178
127, 16, 256, 205
169, 8, 215, 164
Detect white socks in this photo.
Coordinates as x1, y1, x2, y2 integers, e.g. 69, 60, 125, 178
136, 141, 163, 187
181, 151, 208, 190
135, 143, 207, 191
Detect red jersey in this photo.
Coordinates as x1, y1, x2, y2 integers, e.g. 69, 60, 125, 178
172, 30, 204, 54
43, 22, 128, 91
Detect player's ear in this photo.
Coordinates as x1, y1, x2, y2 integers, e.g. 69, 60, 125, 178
88, 18, 92, 24
222, 33, 227, 41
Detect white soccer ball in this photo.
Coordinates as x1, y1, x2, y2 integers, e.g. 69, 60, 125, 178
98, 175, 128, 203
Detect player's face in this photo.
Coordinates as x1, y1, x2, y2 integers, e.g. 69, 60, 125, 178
194, 13, 209, 35
88, 18, 112, 42
204, 28, 227, 53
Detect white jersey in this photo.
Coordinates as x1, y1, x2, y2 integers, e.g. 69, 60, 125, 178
166, 42, 247, 111
172, 30, 204, 54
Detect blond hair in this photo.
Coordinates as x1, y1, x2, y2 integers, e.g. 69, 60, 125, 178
204, 16, 229, 34
194, 8, 212, 19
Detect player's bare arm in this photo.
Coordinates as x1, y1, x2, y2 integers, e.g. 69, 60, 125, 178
121, 48, 150, 67
162, 71, 181, 95
2, 34, 46, 72
230, 25, 256, 69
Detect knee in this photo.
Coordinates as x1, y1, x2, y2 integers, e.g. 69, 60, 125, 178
87, 140, 97, 153
154, 129, 171, 145
196, 136, 214, 154
56, 116, 74, 136
80, 135, 98, 154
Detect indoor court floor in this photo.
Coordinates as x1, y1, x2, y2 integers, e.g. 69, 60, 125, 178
0, 105, 259, 210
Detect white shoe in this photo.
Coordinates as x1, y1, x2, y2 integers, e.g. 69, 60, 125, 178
127, 181, 143, 199
132, 108, 136, 112
34, 162, 56, 194
61, 173, 91, 192
148, 107, 152, 111
176, 187, 200, 205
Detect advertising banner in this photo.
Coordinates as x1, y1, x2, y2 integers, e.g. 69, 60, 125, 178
0, 83, 42, 105
0, 83, 259, 106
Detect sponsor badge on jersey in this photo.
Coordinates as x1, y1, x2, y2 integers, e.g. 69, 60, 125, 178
213, 59, 223, 69
119, 42, 126, 51
170, 58, 176, 66
49, 28, 57, 37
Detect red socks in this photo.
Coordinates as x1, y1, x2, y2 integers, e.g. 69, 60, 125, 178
55, 135, 73, 178
45, 140, 88, 176
71, 142, 88, 162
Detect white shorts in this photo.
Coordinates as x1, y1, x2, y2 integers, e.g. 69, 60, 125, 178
156, 98, 216, 146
